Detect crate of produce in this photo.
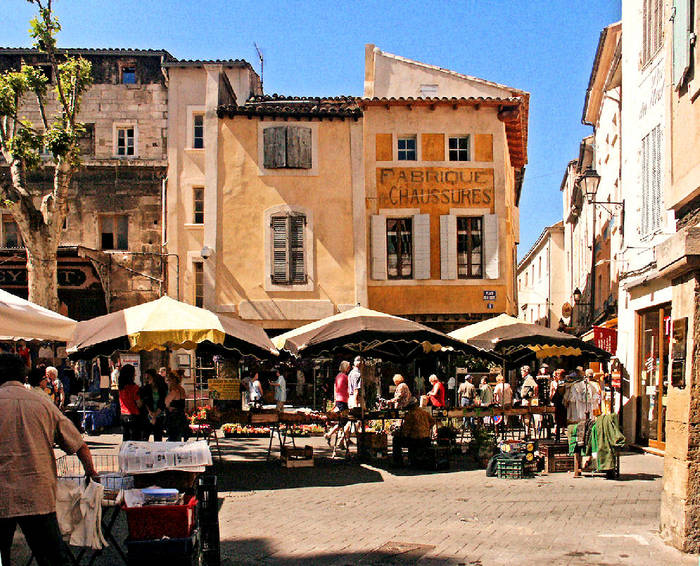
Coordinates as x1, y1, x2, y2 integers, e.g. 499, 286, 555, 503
123, 495, 198, 541
496, 458, 527, 479
126, 529, 199, 566
539, 442, 569, 458
281, 445, 314, 468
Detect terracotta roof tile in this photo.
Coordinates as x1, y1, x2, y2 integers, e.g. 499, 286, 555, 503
218, 94, 362, 119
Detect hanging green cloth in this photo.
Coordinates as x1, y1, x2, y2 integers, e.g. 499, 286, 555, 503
595, 414, 625, 471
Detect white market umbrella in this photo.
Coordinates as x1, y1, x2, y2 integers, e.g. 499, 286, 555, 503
0, 288, 77, 341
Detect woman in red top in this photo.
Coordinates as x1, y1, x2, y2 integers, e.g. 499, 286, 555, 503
427, 374, 445, 407
325, 361, 351, 449
118, 364, 142, 441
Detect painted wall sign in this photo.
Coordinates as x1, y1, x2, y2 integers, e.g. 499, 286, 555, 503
0, 265, 95, 289
483, 290, 496, 300
208, 378, 241, 401
376, 167, 494, 211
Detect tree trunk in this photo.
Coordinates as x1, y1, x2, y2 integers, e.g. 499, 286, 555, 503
26, 245, 59, 312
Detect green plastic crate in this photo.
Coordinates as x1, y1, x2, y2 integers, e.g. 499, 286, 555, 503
496, 458, 526, 479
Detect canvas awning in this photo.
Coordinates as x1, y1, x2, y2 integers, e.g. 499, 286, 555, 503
0, 289, 77, 342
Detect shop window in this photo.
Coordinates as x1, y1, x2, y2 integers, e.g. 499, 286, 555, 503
397, 136, 416, 161
192, 114, 204, 149
448, 136, 470, 161
121, 66, 136, 84
2, 217, 23, 248
270, 214, 306, 284
457, 217, 482, 279
387, 218, 413, 279
263, 126, 311, 169
193, 187, 204, 224
100, 215, 128, 250
194, 262, 204, 308
115, 125, 136, 157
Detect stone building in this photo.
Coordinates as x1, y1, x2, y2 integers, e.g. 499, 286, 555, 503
362, 45, 529, 331
0, 48, 171, 318
516, 221, 565, 327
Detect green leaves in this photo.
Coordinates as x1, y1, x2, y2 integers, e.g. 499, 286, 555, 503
29, 6, 61, 54
0, 71, 29, 117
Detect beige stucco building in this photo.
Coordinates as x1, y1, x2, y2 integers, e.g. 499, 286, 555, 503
362, 46, 529, 331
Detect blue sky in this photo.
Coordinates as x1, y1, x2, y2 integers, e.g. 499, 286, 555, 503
2, 0, 621, 259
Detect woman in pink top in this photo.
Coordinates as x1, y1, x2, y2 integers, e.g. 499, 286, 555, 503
325, 361, 350, 450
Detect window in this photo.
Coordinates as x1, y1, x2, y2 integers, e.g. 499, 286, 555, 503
263, 126, 311, 169
397, 137, 417, 161
449, 136, 470, 161
524, 271, 528, 287
457, 217, 482, 278
387, 218, 413, 279
642, 0, 664, 66
270, 214, 306, 284
193, 187, 204, 224
100, 215, 128, 250
641, 125, 663, 235
194, 263, 204, 308
116, 126, 135, 157
2, 217, 22, 248
193, 114, 204, 149
121, 66, 136, 84
538, 256, 542, 281
77, 123, 95, 157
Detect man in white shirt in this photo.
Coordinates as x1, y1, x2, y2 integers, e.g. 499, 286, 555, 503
447, 376, 457, 408
269, 370, 287, 411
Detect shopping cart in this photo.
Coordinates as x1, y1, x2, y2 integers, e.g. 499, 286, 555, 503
56, 454, 133, 503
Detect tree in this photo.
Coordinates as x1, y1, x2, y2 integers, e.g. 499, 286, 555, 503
0, 0, 92, 310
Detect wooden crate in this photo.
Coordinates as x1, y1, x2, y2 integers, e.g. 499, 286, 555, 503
549, 454, 575, 473
281, 445, 313, 468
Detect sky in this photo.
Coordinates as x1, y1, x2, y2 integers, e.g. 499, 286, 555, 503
1, 0, 622, 260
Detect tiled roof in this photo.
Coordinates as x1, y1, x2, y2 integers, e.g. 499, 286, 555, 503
0, 47, 176, 61
163, 59, 251, 68
218, 94, 362, 119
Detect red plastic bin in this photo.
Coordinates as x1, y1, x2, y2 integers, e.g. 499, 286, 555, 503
123, 495, 198, 541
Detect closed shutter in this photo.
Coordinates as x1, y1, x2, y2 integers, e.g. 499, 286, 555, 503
287, 126, 312, 169
642, 133, 649, 235
651, 126, 663, 231
370, 215, 387, 280
271, 216, 289, 283
289, 215, 306, 283
672, 0, 692, 88
440, 214, 457, 280
483, 214, 499, 279
413, 214, 431, 280
263, 126, 286, 168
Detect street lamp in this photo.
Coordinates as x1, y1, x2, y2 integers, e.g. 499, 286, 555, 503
579, 166, 601, 203
572, 288, 583, 304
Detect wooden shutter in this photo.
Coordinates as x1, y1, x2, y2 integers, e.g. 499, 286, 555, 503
483, 214, 499, 279
289, 215, 306, 283
651, 126, 663, 231
271, 216, 289, 283
440, 214, 457, 280
672, 0, 692, 88
263, 127, 286, 168
413, 214, 431, 280
370, 215, 387, 280
642, 133, 649, 234
287, 126, 312, 169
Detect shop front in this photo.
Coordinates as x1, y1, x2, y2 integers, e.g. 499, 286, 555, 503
635, 303, 671, 450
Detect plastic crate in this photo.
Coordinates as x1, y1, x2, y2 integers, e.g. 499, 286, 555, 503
127, 529, 199, 566
196, 475, 219, 522
496, 458, 526, 479
123, 495, 198, 541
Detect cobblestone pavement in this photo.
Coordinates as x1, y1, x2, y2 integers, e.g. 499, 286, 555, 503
9, 432, 697, 565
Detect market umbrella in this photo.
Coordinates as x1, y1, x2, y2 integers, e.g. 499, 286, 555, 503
448, 313, 609, 362
67, 295, 277, 360
0, 288, 77, 341
272, 306, 495, 361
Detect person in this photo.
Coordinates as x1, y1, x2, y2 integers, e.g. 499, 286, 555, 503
520, 365, 540, 439
28, 366, 51, 397
269, 369, 287, 411
139, 368, 168, 441
479, 376, 494, 406
392, 402, 434, 467
250, 372, 263, 407
414, 373, 425, 396
389, 374, 414, 409
118, 364, 141, 442
425, 374, 445, 408
447, 375, 456, 408
458, 375, 476, 407
324, 361, 350, 449
46, 366, 65, 410
551, 370, 568, 442
159, 366, 168, 380
550, 368, 565, 401
165, 371, 189, 441
15, 339, 31, 367
493, 374, 513, 406
348, 356, 363, 410
0, 353, 99, 566
536, 363, 551, 405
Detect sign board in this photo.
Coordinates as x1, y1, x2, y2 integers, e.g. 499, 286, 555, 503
487, 303, 494, 310
483, 290, 496, 301
119, 353, 142, 384
561, 302, 573, 318
593, 326, 617, 354
208, 378, 241, 401
611, 371, 621, 390
671, 318, 688, 389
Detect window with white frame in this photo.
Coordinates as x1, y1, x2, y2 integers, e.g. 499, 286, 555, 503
386, 218, 413, 279
456, 216, 482, 278
192, 114, 204, 149
263, 126, 312, 169
448, 136, 470, 161
641, 124, 662, 235
270, 214, 306, 284
397, 136, 417, 161
193, 187, 204, 224
115, 125, 135, 157
100, 215, 128, 250
194, 262, 204, 308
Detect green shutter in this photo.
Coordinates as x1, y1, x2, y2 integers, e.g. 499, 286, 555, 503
672, 0, 692, 88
